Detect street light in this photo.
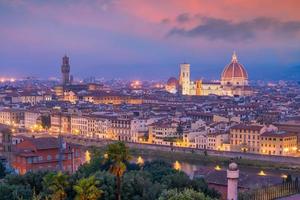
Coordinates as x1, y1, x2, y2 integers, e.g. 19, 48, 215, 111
136, 156, 144, 165
258, 170, 266, 176
215, 165, 221, 171
173, 161, 181, 171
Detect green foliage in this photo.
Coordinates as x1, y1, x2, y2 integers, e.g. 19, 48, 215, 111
43, 172, 69, 200
0, 160, 6, 179
3, 171, 49, 198
106, 142, 131, 200
41, 115, 51, 130
73, 176, 102, 200
158, 188, 213, 200
143, 160, 177, 183
2, 144, 220, 200
190, 178, 220, 199
0, 183, 32, 200
161, 172, 191, 190
94, 171, 115, 200
121, 171, 163, 200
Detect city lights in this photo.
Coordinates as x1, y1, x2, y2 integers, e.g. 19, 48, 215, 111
136, 156, 144, 165
173, 161, 181, 171
258, 170, 266, 176
1, 1, 300, 200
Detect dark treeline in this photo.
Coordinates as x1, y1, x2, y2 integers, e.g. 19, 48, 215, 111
0, 142, 221, 200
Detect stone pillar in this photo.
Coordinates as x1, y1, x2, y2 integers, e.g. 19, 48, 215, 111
227, 162, 239, 200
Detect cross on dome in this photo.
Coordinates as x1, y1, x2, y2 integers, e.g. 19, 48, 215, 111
232, 51, 238, 62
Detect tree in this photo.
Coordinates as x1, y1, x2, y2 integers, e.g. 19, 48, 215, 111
286, 174, 293, 183
143, 160, 177, 183
75, 148, 110, 178
3, 171, 49, 197
121, 171, 163, 200
106, 142, 131, 200
73, 176, 102, 200
43, 172, 69, 200
161, 172, 191, 190
0, 160, 6, 179
176, 124, 184, 136
190, 178, 220, 199
94, 171, 115, 200
0, 183, 32, 200
41, 115, 51, 130
158, 188, 213, 200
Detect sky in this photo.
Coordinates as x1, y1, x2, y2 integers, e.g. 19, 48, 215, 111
0, 0, 300, 81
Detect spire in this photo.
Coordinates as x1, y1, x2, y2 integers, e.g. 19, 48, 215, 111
232, 51, 238, 62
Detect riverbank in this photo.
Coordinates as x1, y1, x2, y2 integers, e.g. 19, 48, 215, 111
129, 147, 300, 172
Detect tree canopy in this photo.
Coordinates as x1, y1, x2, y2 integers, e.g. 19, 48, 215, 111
0, 142, 220, 200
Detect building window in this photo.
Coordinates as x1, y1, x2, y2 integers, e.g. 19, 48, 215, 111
47, 155, 52, 161
38, 156, 43, 161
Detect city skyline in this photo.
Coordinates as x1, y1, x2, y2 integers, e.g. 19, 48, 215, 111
1, 0, 300, 80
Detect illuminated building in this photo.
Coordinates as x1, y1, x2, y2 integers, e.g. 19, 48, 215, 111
12, 137, 83, 174
179, 63, 190, 95
71, 115, 110, 138
207, 132, 230, 151
0, 124, 12, 161
24, 110, 41, 130
0, 108, 24, 126
19, 92, 52, 105
165, 77, 179, 94
221, 52, 248, 86
83, 92, 142, 105
260, 131, 297, 156
173, 52, 252, 96
148, 121, 179, 145
230, 124, 264, 153
61, 55, 70, 85
50, 113, 71, 134
229, 124, 298, 155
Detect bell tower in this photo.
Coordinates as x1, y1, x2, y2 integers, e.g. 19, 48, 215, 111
61, 55, 70, 85
179, 63, 190, 95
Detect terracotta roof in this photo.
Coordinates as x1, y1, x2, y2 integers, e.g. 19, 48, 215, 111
25, 137, 60, 150
221, 53, 248, 81
261, 131, 296, 138
231, 124, 263, 131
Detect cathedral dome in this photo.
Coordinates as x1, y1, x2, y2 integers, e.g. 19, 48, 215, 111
165, 77, 179, 94
167, 77, 179, 86
221, 52, 248, 86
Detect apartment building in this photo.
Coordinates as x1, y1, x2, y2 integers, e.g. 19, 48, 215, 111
12, 137, 84, 175
260, 131, 297, 156
24, 110, 41, 130
0, 108, 24, 127
71, 115, 110, 138
230, 124, 264, 153
148, 121, 179, 145
50, 113, 71, 134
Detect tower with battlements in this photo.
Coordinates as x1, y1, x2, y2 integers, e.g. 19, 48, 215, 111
61, 55, 70, 85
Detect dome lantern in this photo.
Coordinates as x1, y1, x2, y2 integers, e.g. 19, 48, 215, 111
232, 51, 238, 62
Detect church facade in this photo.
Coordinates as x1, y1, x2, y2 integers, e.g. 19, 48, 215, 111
166, 52, 252, 96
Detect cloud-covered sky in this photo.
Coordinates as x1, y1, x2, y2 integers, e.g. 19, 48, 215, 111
0, 0, 300, 80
